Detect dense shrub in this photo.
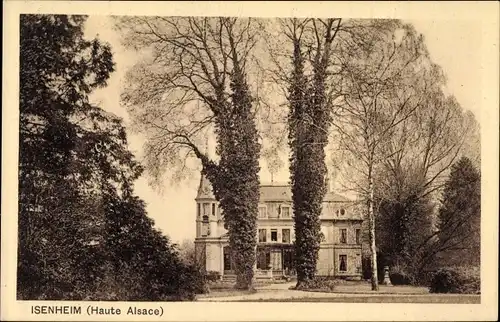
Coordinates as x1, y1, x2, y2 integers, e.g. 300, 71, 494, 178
429, 267, 480, 294
206, 271, 221, 282
429, 268, 461, 293
293, 277, 337, 292
387, 264, 414, 285
390, 271, 412, 285
454, 266, 480, 294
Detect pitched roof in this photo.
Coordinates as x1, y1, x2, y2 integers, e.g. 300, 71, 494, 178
259, 184, 351, 203
196, 176, 352, 203
259, 184, 290, 201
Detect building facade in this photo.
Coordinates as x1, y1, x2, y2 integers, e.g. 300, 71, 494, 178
194, 175, 364, 279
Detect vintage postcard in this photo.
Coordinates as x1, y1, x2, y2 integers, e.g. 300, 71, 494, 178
2, 1, 499, 321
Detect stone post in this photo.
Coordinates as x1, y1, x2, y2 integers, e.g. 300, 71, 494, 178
382, 266, 392, 286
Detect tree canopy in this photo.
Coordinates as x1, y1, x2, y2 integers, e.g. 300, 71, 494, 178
116, 16, 263, 289
18, 14, 200, 300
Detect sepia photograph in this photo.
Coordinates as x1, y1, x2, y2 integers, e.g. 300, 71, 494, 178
2, 1, 499, 321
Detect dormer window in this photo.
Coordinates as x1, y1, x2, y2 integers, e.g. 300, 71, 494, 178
340, 208, 346, 216
258, 206, 267, 218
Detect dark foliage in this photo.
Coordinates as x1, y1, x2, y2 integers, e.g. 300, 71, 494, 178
436, 157, 481, 266
374, 158, 480, 285
361, 253, 387, 282
376, 194, 435, 283
429, 267, 480, 294
389, 272, 412, 286
18, 14, 201, 301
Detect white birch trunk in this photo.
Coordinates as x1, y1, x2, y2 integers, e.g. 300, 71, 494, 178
368, 165, 379, 291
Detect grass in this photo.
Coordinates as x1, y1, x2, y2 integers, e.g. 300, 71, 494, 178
196, 280, 262, 299
196, 289, 257, 299
234, 294, 481, 304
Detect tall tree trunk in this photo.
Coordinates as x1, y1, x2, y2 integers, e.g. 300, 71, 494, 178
368, 165, 379, 291
287, 19, 338, 287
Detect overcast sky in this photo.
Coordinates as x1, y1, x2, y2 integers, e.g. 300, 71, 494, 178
85, 17, 483, 244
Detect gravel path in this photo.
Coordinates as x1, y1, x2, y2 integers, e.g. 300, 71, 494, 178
198, 281, 434, 302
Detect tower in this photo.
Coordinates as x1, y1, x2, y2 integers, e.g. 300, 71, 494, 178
195, 174, 218, 238
195, 134, 219, 238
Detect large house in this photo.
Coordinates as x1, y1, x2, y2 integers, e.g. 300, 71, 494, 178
194, 174, 364, 279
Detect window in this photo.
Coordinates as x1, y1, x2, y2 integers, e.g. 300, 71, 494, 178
203, 203, 210, 215
339, 255, 347, 272
282, 229, 291, 243
340, 228, 347, 244
197, 203, 201, 217
212, 203, 216, 216
257, 249, 271, 269
340, 208, 346, 216
283, 249, 295, 272
258, 206, 267, 218
281, 206, 290, 218
355, 229, 361, 244
258, 229, 267, 242
202, 215, 210, 237
271, 229, 278, 242
223, 247, 233, 271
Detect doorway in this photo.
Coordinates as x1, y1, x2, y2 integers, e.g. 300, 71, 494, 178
271, 250, 282, 272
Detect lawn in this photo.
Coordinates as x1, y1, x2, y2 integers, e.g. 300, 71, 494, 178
196, 289, 257, 299
235, 294, 481, 304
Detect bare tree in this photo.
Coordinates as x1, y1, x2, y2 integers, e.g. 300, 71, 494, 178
371, 65, 479, 280
262, 19, 403, 286
115, 17, 263, 289
331, 22, 431, 290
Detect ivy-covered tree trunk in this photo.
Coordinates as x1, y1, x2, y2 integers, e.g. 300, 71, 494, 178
286, 19, 339, 286
202, 66, 260, 290
205, 152, 259, 290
